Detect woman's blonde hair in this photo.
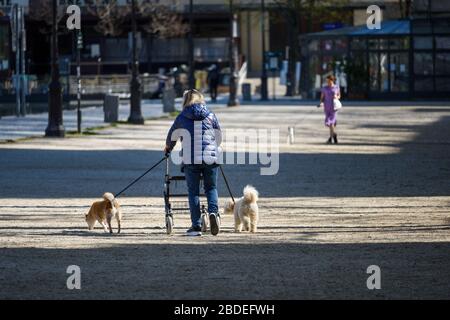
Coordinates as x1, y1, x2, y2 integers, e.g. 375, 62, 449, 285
182, 89, 205, 108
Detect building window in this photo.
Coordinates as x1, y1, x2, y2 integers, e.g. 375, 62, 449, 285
414, 37, 433, 50
348, 51, 367, 93
0, 25, 9, 71
435, 53, 450, 75
433, 20, 450, 34
389, 37, 410, 50
368, 39, 379, 50
414, 77, 434, 92
414, 53, 434, 76
350, 38, 366, 50
390, 52, 409, 92
308, 40, 319, 52
412, 20, 432, 34
435, 77, 450, 92
380, 53, 389, 92
436, 37, 450, 50
369, 53, 379, 90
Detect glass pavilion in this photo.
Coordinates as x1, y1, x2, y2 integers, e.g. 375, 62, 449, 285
300, 19, 450, 100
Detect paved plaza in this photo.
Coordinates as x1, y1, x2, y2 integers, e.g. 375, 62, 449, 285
0, 102, 449, 299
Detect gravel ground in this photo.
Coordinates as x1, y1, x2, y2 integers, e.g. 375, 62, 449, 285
0, 103, 449, 299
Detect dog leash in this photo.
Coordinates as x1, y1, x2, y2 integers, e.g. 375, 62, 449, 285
114, 155, 168, 198
219, 165, 235, 204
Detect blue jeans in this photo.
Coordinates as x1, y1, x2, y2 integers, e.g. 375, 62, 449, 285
183, 164, 219, 228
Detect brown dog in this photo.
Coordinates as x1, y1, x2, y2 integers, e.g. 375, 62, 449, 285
85, 193, 122, 233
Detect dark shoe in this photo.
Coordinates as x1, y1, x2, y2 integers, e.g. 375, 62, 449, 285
333, 134, 338, 144
186, 226, 202, 236
209, 213, 220, 236
326, 137, 332, 144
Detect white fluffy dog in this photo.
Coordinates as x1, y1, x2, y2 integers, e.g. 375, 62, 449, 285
224, 185, 259, 232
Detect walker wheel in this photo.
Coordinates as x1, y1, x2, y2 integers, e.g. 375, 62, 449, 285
201, 213, 208, 232
166, 215, 173, 235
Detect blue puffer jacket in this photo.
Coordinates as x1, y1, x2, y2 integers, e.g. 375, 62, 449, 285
166, 103, 222, 164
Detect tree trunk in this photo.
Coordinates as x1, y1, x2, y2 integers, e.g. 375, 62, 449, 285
285, 13, 299, 96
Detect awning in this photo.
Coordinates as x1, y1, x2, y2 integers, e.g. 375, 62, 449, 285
304, 20, 411, 38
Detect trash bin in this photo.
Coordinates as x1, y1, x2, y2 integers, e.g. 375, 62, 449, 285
162, 87, 176, 113
242, 83, 251, 101
104, 94, 119, 123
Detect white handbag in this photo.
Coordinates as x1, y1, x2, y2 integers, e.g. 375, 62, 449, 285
333, 98, 342, 111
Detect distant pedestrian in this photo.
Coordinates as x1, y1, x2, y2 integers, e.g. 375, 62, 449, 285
318, 74, 341, 144
207, 64, 220, 103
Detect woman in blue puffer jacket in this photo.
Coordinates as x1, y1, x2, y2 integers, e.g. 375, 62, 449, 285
164, 89, 222, 236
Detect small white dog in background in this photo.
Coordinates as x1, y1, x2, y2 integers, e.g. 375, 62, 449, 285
224, 185, 259, 233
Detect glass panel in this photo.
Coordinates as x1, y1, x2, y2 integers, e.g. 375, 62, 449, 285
194, 38, 229, 61
436, 37, 450, 49
321, 39, 334, 51
308, 40, 319, 51
309, 55, 321, 91
334, 38, 348, 51
414, 53, 434, 75
0, 25, 9, 72
103, 38, 129, 61
368, 39, 379, 50
351, 37, 366, 50
0, 25, 8, 60
415, 78, 434, 92
412, 20, 432, 34
347, 51, 367, 94
390, 52, 409, 92
414, 37, 433, 49
153, 38, 188, 62
434, 20, 450, 34
369, 52, 379, 91
389, 37, 410, 50
322, 55, 335, 80
379, 39, 388, 50
380, 53, 389, 92
436, 78, 450, 92
436, 53, 450, 75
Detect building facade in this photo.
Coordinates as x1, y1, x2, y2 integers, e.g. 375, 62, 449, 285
300, 1, 450, 100
0, 0, 424, 99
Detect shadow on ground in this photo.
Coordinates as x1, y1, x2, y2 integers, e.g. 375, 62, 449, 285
0, 115, 449, 198
0, 242, 449, 299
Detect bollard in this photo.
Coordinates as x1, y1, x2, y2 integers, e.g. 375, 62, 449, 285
103, 94, 119, 123
242, 83, 252, 101
288, 126, 295, 144
162, 87, 176, 113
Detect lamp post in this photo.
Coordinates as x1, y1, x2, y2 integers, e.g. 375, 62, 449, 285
45, 0, 65, 137
227, 0, 239, 107
260, 0, 268, 101
128, 0, 144, 124
76, 30, 82, 134
188, 0, 195, 89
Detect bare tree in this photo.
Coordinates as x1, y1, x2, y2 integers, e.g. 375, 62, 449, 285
139, 0, 189, 38
87, 0, 131, 37
28, 0, 67, 34
88, 0, 188, 38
